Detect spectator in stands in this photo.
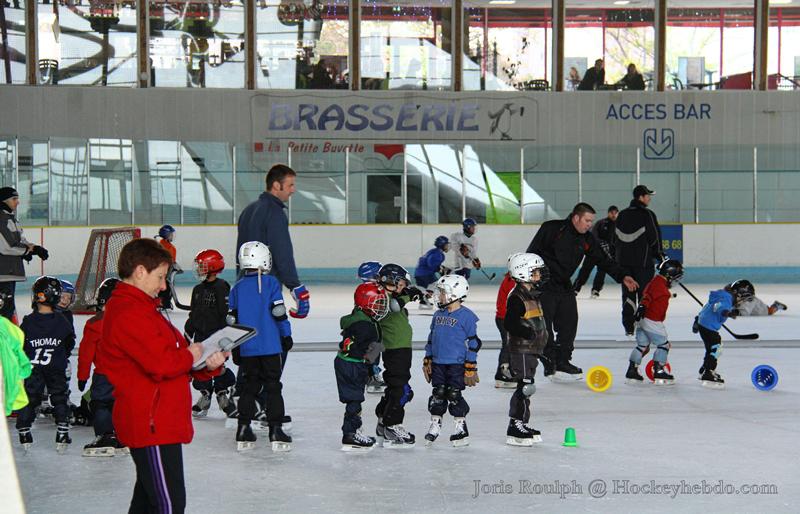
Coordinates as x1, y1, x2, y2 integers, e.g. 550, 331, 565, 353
578, 59, 605, 91
566, 67, 581, 91
618, 63, 646, 91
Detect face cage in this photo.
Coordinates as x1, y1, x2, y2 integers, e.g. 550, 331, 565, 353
367, 295, 389, 321
529, 265, 550, 288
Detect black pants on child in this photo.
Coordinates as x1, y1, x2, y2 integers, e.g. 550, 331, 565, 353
334, 357, 370, 434
90, 373, 115, 437
427, 363, 469, 418
375, 347, 412, 426
698, 325, 722, 371
16, 367, 69, 429
129, 444, 186, 514
509, 352, 539, 423
238, 355, 285, 425
192, 367, 236, 394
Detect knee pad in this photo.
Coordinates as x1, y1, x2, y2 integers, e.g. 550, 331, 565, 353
521, 381, 536, 398
710, 343, 722, 360
445, 386, 462, 403
432, 385, 447, 400
400, 384, 414, 406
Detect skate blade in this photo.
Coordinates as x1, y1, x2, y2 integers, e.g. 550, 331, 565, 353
236, 441, 256, 452
451, 438, 470, 448
494, 381, 517, 389
625, 378, 646, 385
116, 447, 130, 456
191, 410, 209, 418
383, 441, 415, 450
56, 443, 70, 454
506, 436, 534, 447
82, 447, 116, 457
551, 372, 583, 382
366, 386, 386, 394
654, 378, 675, 386
341, 444, 374, 453
21, 443, 32, 452
375, 436, 384, 448
271, 442, 292, 452
701, 380, 725, 390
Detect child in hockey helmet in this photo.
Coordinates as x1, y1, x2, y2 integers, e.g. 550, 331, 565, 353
58, 280, 76, 310
357, 261, 383, 283
238, 241, 272, 293
32, 276, 63, 309
194, 249, 225, 279
507, 253, 549, 289
657, 259, 684, 286
354, 282, 389, 321
94, 277, 121, 310
725, 279, 755, 304
434, 274, 469, 309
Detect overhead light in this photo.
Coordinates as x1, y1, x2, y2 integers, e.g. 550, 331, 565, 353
489, 0, 516, 5
613, 1, 631, 5
771, 0, 792, 5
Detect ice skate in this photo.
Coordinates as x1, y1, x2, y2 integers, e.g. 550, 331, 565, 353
701, 369, 725, 389
55, 423, 71, 453
494, 364, 517, 389
235, 424, 256, 451
110, 434, 130, 456
424, 416, 442, 446
375, 419, 385, 447
506, 419, 542, 446
625, 361, 644, 385
216, 390, 236, 417
191, 390, 212, 418
539, 355, 556, 378
552, 361, 583, 382
769, 301, 787, 314
341, 429, 376, 452
366, 374, 386, 394
269, 424, 292, 452
450, 418, 469, 447
383, 424, 415, 449
590, 289, 600, 299
653, 362, 675, 386
18, 428, 33, 451
82, 434, 117, 457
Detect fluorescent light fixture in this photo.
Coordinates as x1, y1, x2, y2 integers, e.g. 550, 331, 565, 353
489, 0, 516, 5
613, 0, 631, 5
771, 0, 792, 5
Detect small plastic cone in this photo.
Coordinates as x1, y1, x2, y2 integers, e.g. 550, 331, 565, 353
563, 427, 578, 447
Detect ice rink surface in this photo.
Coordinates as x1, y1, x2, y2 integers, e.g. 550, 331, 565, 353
8, 283, 800, 513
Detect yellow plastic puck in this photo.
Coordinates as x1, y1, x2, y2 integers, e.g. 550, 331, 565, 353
586, 366, 613, 392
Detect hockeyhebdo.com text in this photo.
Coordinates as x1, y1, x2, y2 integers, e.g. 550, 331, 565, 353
471, 479, 778, 500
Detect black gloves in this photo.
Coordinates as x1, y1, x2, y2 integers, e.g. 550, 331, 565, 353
692, 316, 700, 334
472, 258, 482, 269
634, 303, 646, 322
281, 335, 294, 352
32, 245, 49, 260
724, 308, 740, 319
22, 252, 33, 262
77, 380, 87, 392
404, 286, 425, 302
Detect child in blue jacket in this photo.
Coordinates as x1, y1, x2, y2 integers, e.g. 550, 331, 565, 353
230, 241, 293, 451
694, 279, 750, 388
414, 236, 451, 309
422, 274, 480, 447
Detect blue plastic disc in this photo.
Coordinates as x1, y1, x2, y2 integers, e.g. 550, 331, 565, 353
751, 365, 778, 391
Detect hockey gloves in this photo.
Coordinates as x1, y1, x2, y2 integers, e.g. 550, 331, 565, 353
464, 362, 479, 387
289, 285, 310, 319
405, 286, 425, 303
281, 335, 294, 352
422, 356, 432, 383
459, 244, 471, 258
724, 308, 740, 319
634, 303, 646, 322
438, 265, 452, 276
692, 316, 700, 334
32, 245, 49, 260
471, 258, 481, 270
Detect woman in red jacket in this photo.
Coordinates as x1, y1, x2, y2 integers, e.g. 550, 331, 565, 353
99, 238, 226, 513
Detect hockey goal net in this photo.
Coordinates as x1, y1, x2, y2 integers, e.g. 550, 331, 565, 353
73, 227, 141, 314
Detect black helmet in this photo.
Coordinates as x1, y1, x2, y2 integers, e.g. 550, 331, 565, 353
95, 277, 121, 309
32, 276, 62, 308
378, 263, 411, 287
657, 259, 684, 283
726, 279, 755, 302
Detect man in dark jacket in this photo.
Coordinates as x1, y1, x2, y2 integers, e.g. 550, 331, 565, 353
615, 185, 663, 336
577, 59, 605, 91
527, 203, 638, 380
237, 164, 310, 319
573, 205, 618, 298
0, 187, 49, 320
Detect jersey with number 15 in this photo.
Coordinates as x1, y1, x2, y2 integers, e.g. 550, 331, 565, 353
21, 311, 76, 371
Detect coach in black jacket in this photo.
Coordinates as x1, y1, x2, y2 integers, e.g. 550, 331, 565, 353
615, 185, 663, 336
527, 203, 638, 379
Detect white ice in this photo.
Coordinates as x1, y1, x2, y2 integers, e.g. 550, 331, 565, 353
8, 284, 800, 513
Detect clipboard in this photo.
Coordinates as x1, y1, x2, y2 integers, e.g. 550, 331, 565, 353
192, 324, 257, 370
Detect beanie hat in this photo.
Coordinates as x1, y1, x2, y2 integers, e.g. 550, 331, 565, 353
0, 187, 19, 203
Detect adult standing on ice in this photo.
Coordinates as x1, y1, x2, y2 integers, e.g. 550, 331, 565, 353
237, 164, 310, 319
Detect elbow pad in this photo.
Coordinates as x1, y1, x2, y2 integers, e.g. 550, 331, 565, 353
226, 310, 238, 325
467, 335, 482, 353
271, 300, 288, 321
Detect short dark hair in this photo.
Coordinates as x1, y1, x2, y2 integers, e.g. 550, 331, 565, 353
266, 164, 297, 191
118, 238, 173, 279
608, 205, 619, 213
571, 202, 596, 218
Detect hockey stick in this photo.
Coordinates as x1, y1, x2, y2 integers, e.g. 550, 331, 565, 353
478, 267, 497, 281
168, 267, 191, 311
677, 282, 759, 340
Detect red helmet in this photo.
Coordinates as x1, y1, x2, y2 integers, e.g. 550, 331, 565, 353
354, 282, 389, 320
194, 249, 225, 278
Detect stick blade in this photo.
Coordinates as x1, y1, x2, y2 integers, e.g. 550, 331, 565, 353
733, 333, 759, 340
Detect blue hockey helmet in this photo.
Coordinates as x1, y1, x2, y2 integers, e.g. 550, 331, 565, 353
434, 236, 449, 250
158, 224, 176, 239
462, 218, 477, 235
358, 261, 383, 283
60, 279, 75, 295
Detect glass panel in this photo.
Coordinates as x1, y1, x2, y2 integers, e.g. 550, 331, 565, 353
580, 146, 636, 216
698, 146, 753, 222
463, 3, 551, 91
290, 149, 345, 224
757, 144, 800, 222
464, 144, 521, 224
16, 139, 49, 226
406, 144, 461, 224
1, 2, 27, 84
150, 0, 245, 88
89, 139, 133, 225
721, 8, 754, 86
768, 7, 800, 90
666, 8, 721, 90
235, 142, 269, 220
181, 142, 233, 224
564, 6, 604, 90
360, 0, 452, 91
49, 138, 88, 225
523, 145, 576, 223
347, 144, 404, 224
135, 140, 181, 225
0, 138, 16, 186
37, 0, 137, 86
256, 0, 349, 89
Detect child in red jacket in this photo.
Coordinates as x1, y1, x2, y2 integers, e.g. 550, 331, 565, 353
626, 259, 684, 385
494, 269, 517, 388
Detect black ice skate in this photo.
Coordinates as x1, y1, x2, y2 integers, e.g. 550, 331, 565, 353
539, 355, 556, 377
82, 433, 117, 457
701, 369, 725, 389
110, 433, 130, 456
55, 423, 71, 453
376, 419, 385, 446
269, 424, 292, 452
216, 390, 236, 417
366, 374, 386, 394
235, 424, 256, 451
590, 289, 600, 299
450, 418, 469, 447
192, 390, 212, 418
383, 424, 415, 449
18, 428, 32, 451
424, 416, 442, 446
625, 361, 644, 385
653, 362, 675, 385
553, 361, 583, 382
506, 419, 542, 447
341, 429, 376, 452
494, 364, 517, 389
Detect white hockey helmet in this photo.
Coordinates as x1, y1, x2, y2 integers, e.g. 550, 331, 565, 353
238, 241, 272, 272
507, 252, 524, 266
508, 252, 548, 286
435, 274, 469, 308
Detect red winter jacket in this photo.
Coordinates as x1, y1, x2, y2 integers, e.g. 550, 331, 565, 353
495, 273, 516, 320
77, 312, 103, 382
641, 274, 671, 322
99, 281, 218, 449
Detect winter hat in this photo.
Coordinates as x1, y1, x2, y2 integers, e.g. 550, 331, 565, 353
0, 187, 19, 203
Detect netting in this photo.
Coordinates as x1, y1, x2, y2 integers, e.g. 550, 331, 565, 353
73, 227, 141, 314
